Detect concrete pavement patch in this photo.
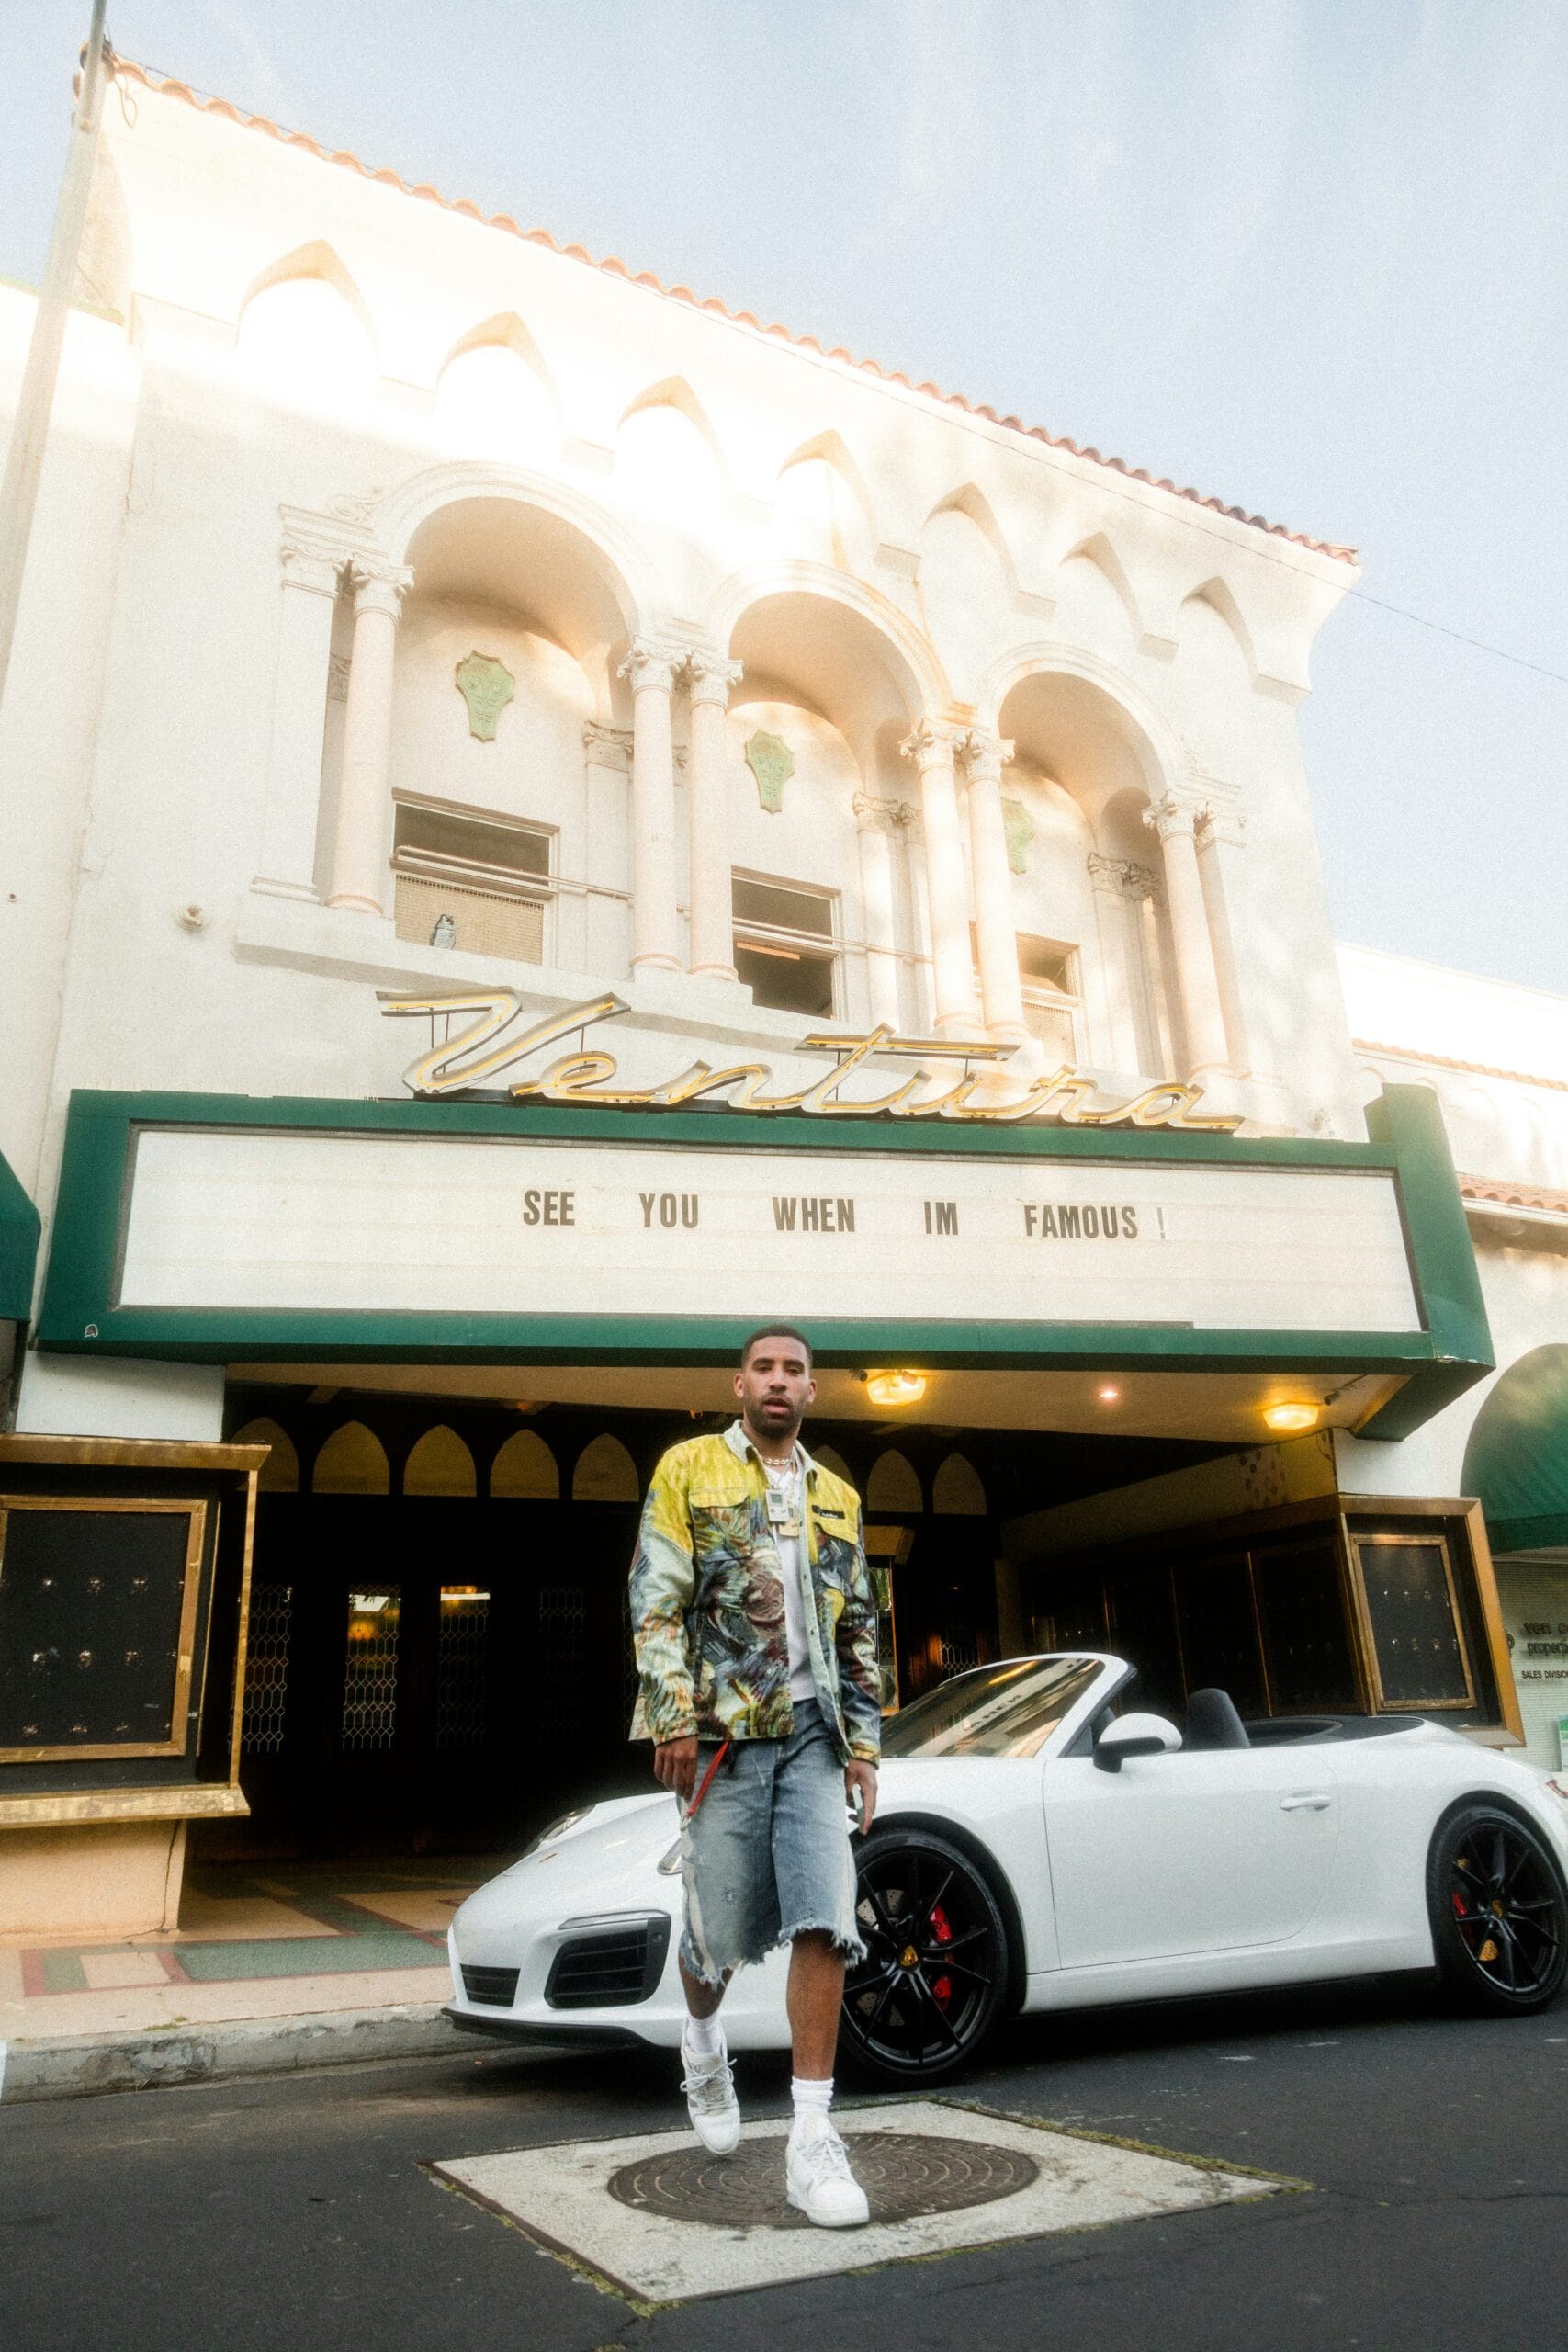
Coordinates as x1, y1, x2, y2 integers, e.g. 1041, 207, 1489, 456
432, 2097, 1288, 2306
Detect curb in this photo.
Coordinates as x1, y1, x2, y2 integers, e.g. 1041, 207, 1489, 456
0, 2001, 469, 2104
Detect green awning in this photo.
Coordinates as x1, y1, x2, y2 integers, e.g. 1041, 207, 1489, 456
0, 1150, 39, 1323
1462, 1345, 1568, 1553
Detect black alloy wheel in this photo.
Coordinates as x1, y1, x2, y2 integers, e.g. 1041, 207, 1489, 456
840, 1826, 1010, 2086
1427, 1804, 1568, 2016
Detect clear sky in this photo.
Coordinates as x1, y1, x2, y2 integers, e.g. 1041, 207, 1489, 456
6, 2, 1565, 997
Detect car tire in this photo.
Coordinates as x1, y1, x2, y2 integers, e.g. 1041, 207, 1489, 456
1427, 1804, 1568, 2017
839, 1826, 1011, 2087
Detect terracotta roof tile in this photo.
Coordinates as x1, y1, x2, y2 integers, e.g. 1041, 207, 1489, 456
1353, 1039, 1568, 1095
112, 59, 1357, 566
1459, 1174, 1568, 1217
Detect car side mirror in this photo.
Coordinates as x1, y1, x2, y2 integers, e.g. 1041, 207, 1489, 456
1094, 1712, 1183, 1773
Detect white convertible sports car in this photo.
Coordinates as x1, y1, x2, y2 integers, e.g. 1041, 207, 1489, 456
446, 1653, 1568, 2085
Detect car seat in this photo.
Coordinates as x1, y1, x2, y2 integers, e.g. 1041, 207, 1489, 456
1183, 1686, 1251, 1750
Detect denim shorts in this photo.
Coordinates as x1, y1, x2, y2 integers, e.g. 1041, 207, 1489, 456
680, 1698, 865, 1984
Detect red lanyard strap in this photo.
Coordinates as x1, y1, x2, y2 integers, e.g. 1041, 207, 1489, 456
683, 1736, 732, 1826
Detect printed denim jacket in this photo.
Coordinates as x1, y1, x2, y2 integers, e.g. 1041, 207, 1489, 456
628, 1429, 881, 1764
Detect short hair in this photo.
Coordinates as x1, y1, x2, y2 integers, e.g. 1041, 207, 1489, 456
739, 1323, 814, 1370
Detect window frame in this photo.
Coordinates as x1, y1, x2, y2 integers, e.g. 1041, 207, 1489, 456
731, 869, 840, 1018
390, 792, 555, 905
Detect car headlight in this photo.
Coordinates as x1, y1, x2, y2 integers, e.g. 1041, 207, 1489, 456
522, 1806, 594, 1857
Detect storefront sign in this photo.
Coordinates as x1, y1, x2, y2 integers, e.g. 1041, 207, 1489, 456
378, 989, 1245, 1131
116, 1126, 1420, 1334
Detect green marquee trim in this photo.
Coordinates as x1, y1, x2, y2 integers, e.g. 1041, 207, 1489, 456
1462, 1345, 1568, 1554
34, 1083, 1494, 1438
0, 1149, 40, 1323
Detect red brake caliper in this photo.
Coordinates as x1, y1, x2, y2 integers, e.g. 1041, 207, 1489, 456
930, 1902, 953, 2006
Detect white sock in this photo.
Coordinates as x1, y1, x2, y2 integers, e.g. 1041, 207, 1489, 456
683, 2009, 725, 2059
791, 2075, 833, 2132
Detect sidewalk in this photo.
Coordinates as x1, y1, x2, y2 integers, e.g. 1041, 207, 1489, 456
0, 1855, 508, 2102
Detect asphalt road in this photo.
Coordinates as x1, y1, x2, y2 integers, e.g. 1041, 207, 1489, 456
5, 1975, 1566, 2352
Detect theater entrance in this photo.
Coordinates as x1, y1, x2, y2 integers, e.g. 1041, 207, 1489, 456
216, 1384, 1224, 1863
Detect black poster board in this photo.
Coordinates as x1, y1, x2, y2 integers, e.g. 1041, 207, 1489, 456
0, 1497, 205, 1760
1351, 1533, 1473, 1710
1251, 1537, 1359, 1714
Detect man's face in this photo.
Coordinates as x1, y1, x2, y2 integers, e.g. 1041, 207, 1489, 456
735, 1336, 816, 1446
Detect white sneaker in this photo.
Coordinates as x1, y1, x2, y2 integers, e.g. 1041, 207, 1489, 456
681, 2028, 740, 2155
785, 2116, 870, 2228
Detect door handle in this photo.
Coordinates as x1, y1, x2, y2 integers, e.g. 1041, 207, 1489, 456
1280, 1793, 1332, 1811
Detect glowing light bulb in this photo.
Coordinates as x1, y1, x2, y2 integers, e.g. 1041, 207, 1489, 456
1097, 1385, 1121, 1404
864, 1370, 926, 1408
1263, 1400, 1318, 1432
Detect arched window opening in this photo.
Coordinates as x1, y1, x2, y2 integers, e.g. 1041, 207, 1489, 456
571, 1432, 640, 1503
402, 1425, 478, 1497
231, 1417, 299, 1494
490, 1429, 560, 1500
865, 1451, 923, 1513
311, 1421, 390, 1496
932, 1453, 987, 1516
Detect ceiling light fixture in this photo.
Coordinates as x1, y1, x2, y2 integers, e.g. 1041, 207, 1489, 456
864, 1369, 926, 1408
1097, 1384, 1121, 1403
1262, 1400, 1319, 1433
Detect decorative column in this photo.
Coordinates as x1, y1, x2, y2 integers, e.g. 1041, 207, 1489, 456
254, 541, 343, 899
957, 731, 1025, 1044
900, 719, 976, 1034
683, 650, 744, 980
1194, 804, 1252, 1078
1086, 854, 1145, 1072
617, 639, 681, 973
1142, 789, 1231, 1077
326, 559, 413, 915
852, 794, 905, 1030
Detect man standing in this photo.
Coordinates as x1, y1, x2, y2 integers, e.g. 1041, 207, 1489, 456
629, 1326, 881, 2228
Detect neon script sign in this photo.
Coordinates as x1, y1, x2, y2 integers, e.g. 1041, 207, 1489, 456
378, 989, 1242, 1131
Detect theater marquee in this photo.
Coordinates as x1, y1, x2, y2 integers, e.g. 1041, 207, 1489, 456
109, 1126, 1418, 1337
36, 1078, 1490, 1442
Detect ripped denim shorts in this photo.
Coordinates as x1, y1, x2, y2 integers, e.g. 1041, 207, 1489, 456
680, 1697, 865, 1984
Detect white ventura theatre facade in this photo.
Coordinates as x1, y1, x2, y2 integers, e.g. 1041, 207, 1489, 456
1, 62, 1564, 1936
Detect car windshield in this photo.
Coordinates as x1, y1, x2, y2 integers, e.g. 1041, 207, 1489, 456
880, 1656, 1103, 1759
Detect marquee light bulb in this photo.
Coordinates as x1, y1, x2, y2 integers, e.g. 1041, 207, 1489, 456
865, 1370, 926, 1408
1263, 1400, 1319, 1432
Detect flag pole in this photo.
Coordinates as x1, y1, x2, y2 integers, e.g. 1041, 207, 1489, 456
0, 3, 113, 718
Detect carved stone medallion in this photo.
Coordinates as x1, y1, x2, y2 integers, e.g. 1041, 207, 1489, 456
455, 651, 515, 742
744, 729, 795, 813
1002, 795, 1034, 874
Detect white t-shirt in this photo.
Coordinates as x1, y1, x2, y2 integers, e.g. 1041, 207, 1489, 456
726, 1420, 817, 1702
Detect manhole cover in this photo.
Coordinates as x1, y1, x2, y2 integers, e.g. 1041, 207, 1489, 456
607, 2129, 1039, 2231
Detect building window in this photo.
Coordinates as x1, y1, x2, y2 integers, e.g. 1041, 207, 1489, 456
1019, 934, 1080, 1059
240, 1583, 293, 1754
733, 876, 837, 1016
341, 1588, 400, 1750
435, 1586, 491, 1751
969, 928, 1081, 1057
391, 797, 551, 964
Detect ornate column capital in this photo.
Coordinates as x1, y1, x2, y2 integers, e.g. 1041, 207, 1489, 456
279, 539, 344, 599
852, 791, 920, 833
898, 717, 962, 771
618, 637, 680, 696
1088, 852, 1156, 900
954, 729, 1014, 783
1142, 787, 1205, 844
347, 558, 414, 623
582, 722, 633, 772
1196, 802, 1247, 849
683, 649, 744, 707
